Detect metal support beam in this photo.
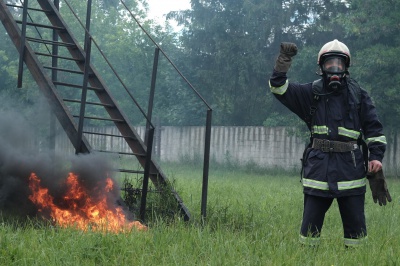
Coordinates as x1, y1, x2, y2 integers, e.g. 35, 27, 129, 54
17, 0, 29, 88
201, 109, 212, 220
145, 47, 159, 144
140, 127, 155, 222
76, 0, 92, 154
49, 0, 60, 152
84, 0, 92, 52
76, 37, 91, 154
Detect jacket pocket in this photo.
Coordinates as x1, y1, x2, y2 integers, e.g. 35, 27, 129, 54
337, 150, 365, 179
304, 150, 326, 179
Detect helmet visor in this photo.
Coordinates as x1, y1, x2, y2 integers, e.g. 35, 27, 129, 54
322, 57, 346, 73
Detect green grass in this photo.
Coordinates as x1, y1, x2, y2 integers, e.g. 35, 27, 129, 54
1, 164, 399, 266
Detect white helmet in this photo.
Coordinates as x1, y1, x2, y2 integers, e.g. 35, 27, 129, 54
317, 39, 351, 68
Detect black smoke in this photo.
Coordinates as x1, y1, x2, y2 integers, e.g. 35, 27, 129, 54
0, 110, 121, 220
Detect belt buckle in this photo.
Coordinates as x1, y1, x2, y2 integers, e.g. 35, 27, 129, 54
321, 139, 332, 153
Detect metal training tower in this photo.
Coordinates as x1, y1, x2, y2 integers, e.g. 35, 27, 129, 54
0, 0, 213, 222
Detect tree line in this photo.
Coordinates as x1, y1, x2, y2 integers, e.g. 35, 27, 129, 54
0, 0, 398, 138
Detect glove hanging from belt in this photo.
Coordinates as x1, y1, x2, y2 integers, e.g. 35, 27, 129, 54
367, 169, 392, 206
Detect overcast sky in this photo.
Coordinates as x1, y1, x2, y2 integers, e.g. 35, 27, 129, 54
146, 0, 191, 24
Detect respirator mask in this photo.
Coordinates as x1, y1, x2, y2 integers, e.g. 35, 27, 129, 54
321, 56, 347, 91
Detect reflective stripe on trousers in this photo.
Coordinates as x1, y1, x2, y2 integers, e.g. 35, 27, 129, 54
344, 236, 368, 247
299, 235, 368, 247
299, 235, 320, 246
302, 178, 366, 190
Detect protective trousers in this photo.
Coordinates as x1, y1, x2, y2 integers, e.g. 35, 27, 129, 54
299, 194, 367, 247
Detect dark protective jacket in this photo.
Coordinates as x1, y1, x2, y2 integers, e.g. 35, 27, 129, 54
269, 70, 387, 198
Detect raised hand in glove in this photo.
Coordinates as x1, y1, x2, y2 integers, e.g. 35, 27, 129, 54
274, 42, 298, 73
367, 169, 392, 206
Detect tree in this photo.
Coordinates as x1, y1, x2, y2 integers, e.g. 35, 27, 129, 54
168, 0, 350, 126
338, 0, 400, 132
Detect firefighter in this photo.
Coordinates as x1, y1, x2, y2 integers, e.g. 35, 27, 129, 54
269, 40, 392, 247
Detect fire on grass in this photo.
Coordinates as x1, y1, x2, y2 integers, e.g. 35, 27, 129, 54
28, 172, 147, 233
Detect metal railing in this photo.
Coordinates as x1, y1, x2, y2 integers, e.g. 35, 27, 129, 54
11, 0, 213, 221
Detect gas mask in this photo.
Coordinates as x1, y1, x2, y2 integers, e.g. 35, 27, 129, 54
321, 57, 347, 91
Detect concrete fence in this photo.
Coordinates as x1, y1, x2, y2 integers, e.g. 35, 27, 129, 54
158, 126, 305, 170
56, 126, 399, 175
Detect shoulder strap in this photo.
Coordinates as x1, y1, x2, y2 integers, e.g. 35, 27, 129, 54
305, 79, 323, 132
347, 78, 362, 110
301, 80, 323, 181
346, 79, 368, 169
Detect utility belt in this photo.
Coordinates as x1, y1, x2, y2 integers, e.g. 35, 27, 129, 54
312, 138, 358, 153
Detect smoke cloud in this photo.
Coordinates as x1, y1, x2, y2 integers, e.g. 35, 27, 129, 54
0, 109, 121, 219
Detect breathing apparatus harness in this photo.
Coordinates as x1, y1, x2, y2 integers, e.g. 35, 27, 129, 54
300, 77, 369, 179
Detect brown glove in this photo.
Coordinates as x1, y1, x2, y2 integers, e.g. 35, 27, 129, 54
274, 42, 298, 73
367, 169, 392, 206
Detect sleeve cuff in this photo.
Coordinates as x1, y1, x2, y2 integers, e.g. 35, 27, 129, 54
369, 153, 383, 162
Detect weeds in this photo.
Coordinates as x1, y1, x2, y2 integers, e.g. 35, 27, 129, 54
0, 165, 399, 266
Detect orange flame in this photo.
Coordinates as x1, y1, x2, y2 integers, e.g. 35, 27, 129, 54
28, 172, 147, 233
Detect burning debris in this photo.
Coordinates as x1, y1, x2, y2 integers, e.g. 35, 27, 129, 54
28, 171, 147, 233
0, 111, 146, 232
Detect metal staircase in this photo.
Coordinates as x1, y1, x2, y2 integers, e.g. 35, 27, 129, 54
0, 0, 200, 221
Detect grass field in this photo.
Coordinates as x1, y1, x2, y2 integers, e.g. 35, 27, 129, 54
1, 163, 399, 266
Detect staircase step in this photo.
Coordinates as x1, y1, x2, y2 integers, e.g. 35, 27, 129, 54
44, 66, 84, 75
26, 37, 77, 48
15, 20, 65, 31
63, 98, 115, 108
92, 149, 146, 157
35, 52, 84, 62
6, 3, 52, 14
115, 169, 158, 175
53, 81, 103, 91
83, 131, 131, 138
116, 169, 145, 174
72, 115, 125, 123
